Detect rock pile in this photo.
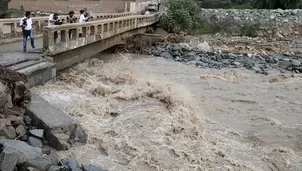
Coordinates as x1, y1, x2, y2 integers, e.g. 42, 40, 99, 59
0, 139, 106, 171
149, 43, 302, 75
0, 66, 105, 170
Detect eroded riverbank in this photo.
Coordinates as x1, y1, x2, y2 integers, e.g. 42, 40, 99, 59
33, 53, 302, 171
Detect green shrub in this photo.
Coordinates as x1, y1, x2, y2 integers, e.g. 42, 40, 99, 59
190, 20, 212, 35
160, 0, 201, 33
241, 23, 260, 37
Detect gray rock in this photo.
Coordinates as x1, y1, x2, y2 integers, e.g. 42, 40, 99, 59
0, 123, 16, 139
195, 56, 201, 61
228, 53, 237, 59
0, 139, 42, 165
21, 134, 28, 141
24, 116, 32, 125
60, 158, 81, 171
0, 147, 19, 171
48, 165, 70, 171
160, 52, 173, 59
83, 164, 108, 171
19, 155, 54, 171
178, 43, 190, 49
28, 136, 43, 148
195, 42, 210, 52
252, 66, 262, 73
68, 125, 87, 144
279, 60, 292, 69
172, 45, 181, 51
8, 115, 25, 126
232, 62, 241, 66
29, 129, 44, 138
187, 61, 197, 65
16, 125, 27, 137
7, 126, 17, 139
291, 59, 301, 66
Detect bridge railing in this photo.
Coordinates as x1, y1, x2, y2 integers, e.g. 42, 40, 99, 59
0, 12, 133, 41
43, 13, 160, 55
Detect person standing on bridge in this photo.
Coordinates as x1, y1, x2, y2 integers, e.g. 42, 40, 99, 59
83, 8, 92, 22
20, 11, 35, 53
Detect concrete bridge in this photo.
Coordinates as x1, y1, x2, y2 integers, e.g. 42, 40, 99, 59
0, 12, 160, 87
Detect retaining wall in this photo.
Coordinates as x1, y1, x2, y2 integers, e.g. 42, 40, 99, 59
200, 8, 302, 37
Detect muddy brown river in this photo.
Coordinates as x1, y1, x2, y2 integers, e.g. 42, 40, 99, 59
32, 53, 302, 171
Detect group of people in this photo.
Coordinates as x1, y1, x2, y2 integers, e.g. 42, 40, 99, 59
19, 9, 92, 52
48, 8, 92, 26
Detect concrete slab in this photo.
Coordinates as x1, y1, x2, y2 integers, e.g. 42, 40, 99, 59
0, 38, 43, 54
27, 93, 76, 130
7, 59, 43, 71
0, 53, 42, 67
26, 94, 79, 150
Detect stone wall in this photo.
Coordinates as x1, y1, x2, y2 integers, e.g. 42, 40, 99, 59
199, 8, 302, 37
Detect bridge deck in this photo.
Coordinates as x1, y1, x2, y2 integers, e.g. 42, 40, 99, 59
0, 38, 43, 69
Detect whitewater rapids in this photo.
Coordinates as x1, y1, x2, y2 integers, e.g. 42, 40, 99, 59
33, 53, 302, 171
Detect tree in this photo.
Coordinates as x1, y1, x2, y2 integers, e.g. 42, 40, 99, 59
160, 0, 200, 33
253, 0, 301, 9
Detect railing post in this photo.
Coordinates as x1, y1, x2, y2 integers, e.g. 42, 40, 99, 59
0, 23, 3, 36
11, 23, 17, 37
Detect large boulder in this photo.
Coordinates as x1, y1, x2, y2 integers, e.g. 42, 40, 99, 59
60, 158, 82, 171
0, 139, 42, 171
0, 139, 42, 164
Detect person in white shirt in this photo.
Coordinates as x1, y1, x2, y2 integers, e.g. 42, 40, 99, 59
79, 10, 89, 37
20, 11, 35, 52
79, 10, 88, 23
48, 12, 62, 40
48, 12, 61, 26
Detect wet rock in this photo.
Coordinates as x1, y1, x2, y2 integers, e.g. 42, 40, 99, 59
279, 60, 292, 69
29, 129, 44, 138
195, 42, 210, 52
68, 125, 87, 144
160, 52, 173, 60
19, 155, 55, 171
252, 66, 262, 73
291, 59, 301, 66
232, 61, 242, 67
60, 158, 81, 171
28, 136, 43, 148
82, 164, 108, 171
21, 134, 29, 141
16, 125, 26, 137
48, 165, 70, 171
0, 139, 42, 164
0, 145, 19, 171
